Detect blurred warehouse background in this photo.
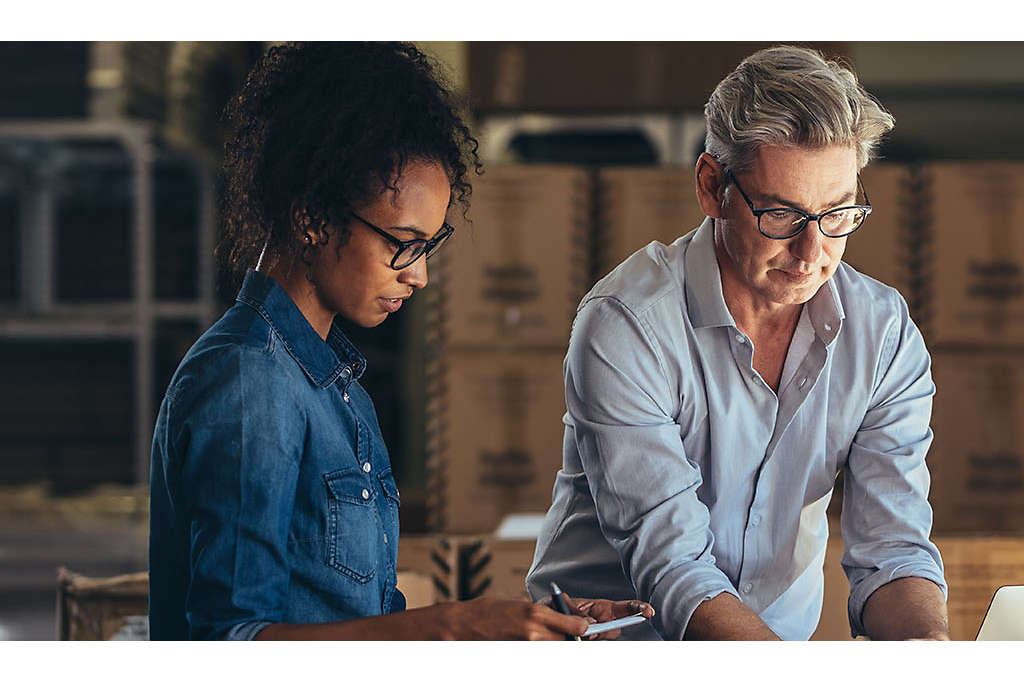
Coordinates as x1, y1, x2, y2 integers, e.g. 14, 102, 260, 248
2, 41, 1024, 640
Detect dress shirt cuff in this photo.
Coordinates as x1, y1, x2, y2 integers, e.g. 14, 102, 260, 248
224, 619, 275, 641
653, 568, 741, 640
848, 562, 948, 637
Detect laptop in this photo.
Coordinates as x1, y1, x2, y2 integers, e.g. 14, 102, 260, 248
976, 585, 1024, 640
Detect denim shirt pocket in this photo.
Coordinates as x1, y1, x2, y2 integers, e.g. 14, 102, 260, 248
324, 469, 378, 583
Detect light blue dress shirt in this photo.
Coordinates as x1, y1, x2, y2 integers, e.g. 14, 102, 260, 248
526, 218, 946, 640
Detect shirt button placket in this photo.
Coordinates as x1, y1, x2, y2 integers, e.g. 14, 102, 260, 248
341, 366, 352, 403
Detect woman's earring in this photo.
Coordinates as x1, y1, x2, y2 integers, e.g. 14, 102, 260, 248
304, 233, 313, 245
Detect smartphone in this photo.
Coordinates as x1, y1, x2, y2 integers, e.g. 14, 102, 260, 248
583, 612, 649, 636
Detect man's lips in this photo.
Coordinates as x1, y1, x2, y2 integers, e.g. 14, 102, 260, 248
775, 269, 816, 282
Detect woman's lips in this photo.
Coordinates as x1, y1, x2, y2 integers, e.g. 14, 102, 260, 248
380, 297, 405, 313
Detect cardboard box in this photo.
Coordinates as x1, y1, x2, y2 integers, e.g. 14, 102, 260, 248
595, 167, 706, 279
936, 535, 1024, 640
56, 567, 149, 640
396, 571, 438, 609
841, 163, 914, 298
813, 530, 1024, 641
457, 536, 537, 601
928, 162, 1024, 345
435, 165, 590, 349
395, 534, 458, 602
427, 350, 567, 533
930, 352, 1024, 533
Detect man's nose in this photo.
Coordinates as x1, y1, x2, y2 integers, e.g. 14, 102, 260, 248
790, 220, 824, 265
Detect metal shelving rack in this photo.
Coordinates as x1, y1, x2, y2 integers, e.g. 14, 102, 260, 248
0, 119, 217, 487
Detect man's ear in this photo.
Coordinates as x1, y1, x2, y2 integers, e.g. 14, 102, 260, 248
695, 152, 728, 219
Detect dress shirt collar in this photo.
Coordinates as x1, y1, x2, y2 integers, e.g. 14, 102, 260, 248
236, 270, 367, 388
684, 217, 846, 345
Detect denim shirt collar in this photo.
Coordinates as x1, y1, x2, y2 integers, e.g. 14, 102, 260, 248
684, 217, 845, 344
236, 270, 367, 388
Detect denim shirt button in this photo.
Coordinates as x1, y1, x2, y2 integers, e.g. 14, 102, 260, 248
343, 392, 350, 403
361, 488, 370, 500
362, 461, 371, 473
383, 532, 389, 544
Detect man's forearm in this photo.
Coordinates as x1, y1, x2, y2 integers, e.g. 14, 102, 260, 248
861, 576, 950, 640
683, 592, 781, 640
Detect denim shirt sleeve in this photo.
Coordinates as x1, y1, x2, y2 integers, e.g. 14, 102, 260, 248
169, 344, 305, 640
840, 295, 947, 637
565, 296, 739, 640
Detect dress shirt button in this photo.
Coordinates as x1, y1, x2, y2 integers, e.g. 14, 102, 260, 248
798, 376, 807, 389
824, 323, 832, 332
742, 583, 753, 594
343, 392, 350, 403
362, 461, 372, 473
361, 488, 370, 500
750, 513, 761, 527
735, 334, 745, 344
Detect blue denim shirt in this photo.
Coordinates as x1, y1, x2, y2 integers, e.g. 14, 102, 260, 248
527, 218, 946, 640
149, 270, 404, 640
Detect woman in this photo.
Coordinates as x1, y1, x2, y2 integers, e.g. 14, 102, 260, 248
148, 42, 651, 640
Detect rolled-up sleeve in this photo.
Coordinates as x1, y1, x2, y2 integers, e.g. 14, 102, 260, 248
841, 297, 947, 637
171, 346, 304, 640
566, 296, 738, 640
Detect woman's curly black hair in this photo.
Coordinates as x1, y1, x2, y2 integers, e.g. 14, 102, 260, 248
218, 42, 480, 286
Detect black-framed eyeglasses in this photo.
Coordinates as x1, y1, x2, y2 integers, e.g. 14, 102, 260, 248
725, 169, 872, 240
349, 212, 454, 270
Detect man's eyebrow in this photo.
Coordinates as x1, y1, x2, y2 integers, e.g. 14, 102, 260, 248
759, 188, 858, 212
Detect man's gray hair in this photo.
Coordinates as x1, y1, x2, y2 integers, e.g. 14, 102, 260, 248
704, 45, 894, 173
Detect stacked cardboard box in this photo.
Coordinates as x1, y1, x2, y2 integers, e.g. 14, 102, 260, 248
922, 162, 1024, 534
930, 353, 1024, 532
926, 162, 1024, 345
841, 163, 916, 297
426, 166, 590, 534
595, 167, 705, 279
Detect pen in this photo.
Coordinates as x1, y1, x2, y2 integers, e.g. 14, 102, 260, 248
550, 581, 582, 641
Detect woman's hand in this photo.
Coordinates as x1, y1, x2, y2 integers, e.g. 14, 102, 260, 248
450, 598, 589, 640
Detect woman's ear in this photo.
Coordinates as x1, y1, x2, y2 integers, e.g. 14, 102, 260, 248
290, 198, 327, 245
695, 152, 728, 219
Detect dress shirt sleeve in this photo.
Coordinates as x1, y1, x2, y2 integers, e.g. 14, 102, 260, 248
566, 296, 739, 640
841, 295, 947, 637
169, 345, 305, 640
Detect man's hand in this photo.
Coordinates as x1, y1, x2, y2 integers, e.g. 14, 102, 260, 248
862, 577, 950, 641
537, 592, 656, 640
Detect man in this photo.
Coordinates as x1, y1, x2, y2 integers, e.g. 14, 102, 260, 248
526, 46, 950, 640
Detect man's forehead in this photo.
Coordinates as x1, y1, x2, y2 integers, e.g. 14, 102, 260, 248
749, 146, 858, 189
